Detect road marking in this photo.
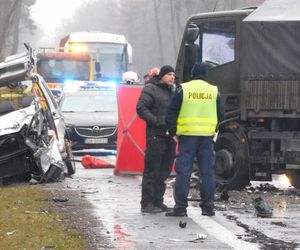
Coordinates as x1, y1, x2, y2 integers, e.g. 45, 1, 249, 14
188, 207, 259, 250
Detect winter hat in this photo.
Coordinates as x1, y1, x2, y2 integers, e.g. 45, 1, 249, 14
149, 67, 160, 79
158, 65, 175, 79
191, 62, 208, 79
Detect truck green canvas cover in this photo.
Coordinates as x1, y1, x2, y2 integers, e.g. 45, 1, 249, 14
240, 0, 300, 80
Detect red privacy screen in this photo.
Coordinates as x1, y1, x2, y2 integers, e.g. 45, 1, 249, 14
115, 84, 146, 175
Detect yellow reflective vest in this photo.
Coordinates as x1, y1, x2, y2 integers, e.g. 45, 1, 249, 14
177, 80, 218, 136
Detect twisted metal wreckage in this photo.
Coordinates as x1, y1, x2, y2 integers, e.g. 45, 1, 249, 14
0, 44, 75, 183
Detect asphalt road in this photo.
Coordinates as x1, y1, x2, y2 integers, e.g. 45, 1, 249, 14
59, 153, 300, 250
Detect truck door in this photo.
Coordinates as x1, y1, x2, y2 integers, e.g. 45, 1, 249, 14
177, 14, 247, 113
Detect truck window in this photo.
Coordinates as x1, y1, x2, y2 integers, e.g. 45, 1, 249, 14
69, 43, 126, 81
37, 59, 90, 82
201, 21, 236, 68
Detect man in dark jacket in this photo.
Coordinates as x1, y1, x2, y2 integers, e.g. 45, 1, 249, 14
137, 65, 176, 213
165, 62, 224, 217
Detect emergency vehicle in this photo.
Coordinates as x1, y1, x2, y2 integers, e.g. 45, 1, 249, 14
36, 50, 93, 90
59, 32, 132, 83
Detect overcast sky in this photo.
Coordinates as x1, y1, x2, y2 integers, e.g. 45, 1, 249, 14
30, 0, 89, 47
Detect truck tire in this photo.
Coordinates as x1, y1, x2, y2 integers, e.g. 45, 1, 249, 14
215, 132, 249, 190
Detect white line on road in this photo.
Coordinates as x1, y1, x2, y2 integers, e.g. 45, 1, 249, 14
188, 207, 259, 250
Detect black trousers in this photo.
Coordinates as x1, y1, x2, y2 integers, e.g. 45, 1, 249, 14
141, 134, 175, 207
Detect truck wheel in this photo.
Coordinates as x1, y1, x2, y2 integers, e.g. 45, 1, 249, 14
286, 173, 300, 189
64, 140, 76, 175
215, 132, 249, 190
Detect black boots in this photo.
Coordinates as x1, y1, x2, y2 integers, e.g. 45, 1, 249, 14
155, 203, 172, 212
141, 203, 162, 213
165, 209, 187, 217
201, 210, 215, 216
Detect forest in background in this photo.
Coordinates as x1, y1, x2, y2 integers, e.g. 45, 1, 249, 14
0, 0, 36, 60
0, 0, 264, 77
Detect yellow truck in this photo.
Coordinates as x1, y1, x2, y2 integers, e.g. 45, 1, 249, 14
36, 49, 94, 91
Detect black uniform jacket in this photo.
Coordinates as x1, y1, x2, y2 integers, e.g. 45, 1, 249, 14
137, 77, 175, 137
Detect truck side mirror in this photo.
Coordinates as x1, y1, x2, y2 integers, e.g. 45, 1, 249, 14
183, 23, 200, 82
95, 61, 101, 73
186, 23, 199, 44
95, 61, 102, 79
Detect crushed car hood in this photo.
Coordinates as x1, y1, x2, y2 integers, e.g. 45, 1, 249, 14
0, 105, 34, 136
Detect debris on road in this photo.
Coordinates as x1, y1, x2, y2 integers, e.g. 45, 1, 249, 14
220, 188, 230, 201
257, 183, 279, 192
81, 190, 99, 194
271, 221, 287, 227
52, 197, 69, 202
179, 220, 187, 228
196, 233, 207, 240
253, 196, 273, 218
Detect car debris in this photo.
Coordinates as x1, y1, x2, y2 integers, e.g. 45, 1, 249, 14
0, 44, 72, 183
52, 197, 69, 202
271, 221, 287, 227
179, 220, 187, 228
220, 188, 230, 201
6, 231, 16, 236
168, 233, 207, 243
257, 183, 279, 192
253, 196, 273, 218
196, 233, 207, 240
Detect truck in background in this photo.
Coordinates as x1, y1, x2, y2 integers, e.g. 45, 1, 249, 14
36, 49, 92, 91
175, 0, 300, 189
59, 32, 132, 83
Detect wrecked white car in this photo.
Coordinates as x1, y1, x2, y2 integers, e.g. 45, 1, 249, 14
0, 44, 75, 183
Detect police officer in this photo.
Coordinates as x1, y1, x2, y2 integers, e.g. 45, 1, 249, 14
165, 62, 224, 217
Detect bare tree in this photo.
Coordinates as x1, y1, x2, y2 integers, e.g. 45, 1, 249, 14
153, 0, 164, 64
0, 0, 19, 59
0, 0, 36, 59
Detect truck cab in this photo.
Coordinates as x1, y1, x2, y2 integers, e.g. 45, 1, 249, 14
36, 50, 92, 90
176, 1, 300, 189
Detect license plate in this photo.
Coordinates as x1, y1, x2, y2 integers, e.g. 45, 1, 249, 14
85, 138, 108, 144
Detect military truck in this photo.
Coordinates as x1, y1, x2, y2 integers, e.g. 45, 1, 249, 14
175, 0, 300, 189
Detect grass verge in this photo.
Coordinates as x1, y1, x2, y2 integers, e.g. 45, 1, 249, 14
0, 183, 86, 250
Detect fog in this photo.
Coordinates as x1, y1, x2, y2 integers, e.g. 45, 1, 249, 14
0, 0, 265, 77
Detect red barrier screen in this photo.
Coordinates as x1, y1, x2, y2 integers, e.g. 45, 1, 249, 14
115, 85, 146, 175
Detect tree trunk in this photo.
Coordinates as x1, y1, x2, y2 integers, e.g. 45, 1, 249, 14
153, 0, 164, 64
0, 0, 19, 59
169, 0, 177, 55
11, 0, 22, 54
